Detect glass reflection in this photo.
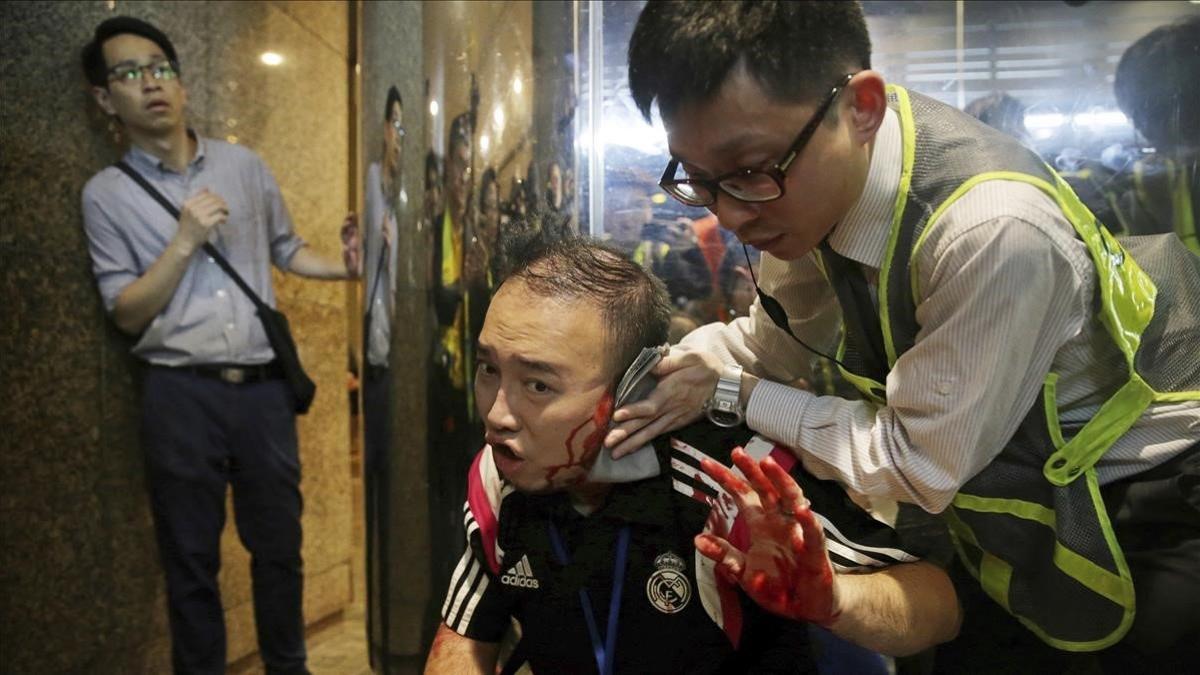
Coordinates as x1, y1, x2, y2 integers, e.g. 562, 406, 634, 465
368, 0, 1197, 669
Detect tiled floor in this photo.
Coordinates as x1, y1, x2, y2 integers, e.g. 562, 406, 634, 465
231, 435, 375, 675
303, 605, 373, 675
227, 602, 373, 675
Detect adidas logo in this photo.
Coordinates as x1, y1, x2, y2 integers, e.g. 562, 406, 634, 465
500, 554, 540, 589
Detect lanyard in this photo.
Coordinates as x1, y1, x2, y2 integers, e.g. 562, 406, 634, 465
547, 520, 631, 675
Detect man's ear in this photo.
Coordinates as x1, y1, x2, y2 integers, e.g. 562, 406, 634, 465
91, 86, 116, 116
845, 70, 888, 146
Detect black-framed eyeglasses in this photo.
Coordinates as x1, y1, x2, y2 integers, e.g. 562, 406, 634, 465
659, 73, 855, 208
107, 59, 180, 85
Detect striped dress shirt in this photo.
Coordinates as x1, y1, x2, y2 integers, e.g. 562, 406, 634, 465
684, 107, 1200, 513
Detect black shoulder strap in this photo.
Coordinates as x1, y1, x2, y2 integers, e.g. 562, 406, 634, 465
114, 161, 267, 311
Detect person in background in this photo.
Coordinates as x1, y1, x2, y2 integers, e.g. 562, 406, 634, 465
427, 111, 477, 636
424, 151, 443, 238
363, 84, 403, 467
464, 166, 503, 369
361, 85, 404, 667
80, 16, 357, 674
603, 169, 712, 319
1112, 15, 1199, 254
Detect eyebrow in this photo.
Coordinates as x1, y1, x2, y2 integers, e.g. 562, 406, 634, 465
516, 356, 564, 376
476, 344, 564, 377
671, 131, 774, 172
107, 56, 169, 69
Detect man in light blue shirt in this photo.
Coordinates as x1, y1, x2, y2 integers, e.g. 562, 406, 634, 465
80, 16, 356, 675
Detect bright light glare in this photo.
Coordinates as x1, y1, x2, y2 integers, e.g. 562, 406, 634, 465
578, 112, 669, 155
513, 76, 523, 94
480, 134, 490, 154
602, 118, 667, 153
429, 100, 439, 117
260, 52, 284, 66
1073, 110, 1128, 130
493, 106, 505, 128
1024, 112, 1065, 130
1025, 110, 1130, 138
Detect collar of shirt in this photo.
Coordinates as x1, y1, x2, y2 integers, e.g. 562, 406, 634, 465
526, 470, 675, 528
825, 107, 902, 269
123, 129, 207, 175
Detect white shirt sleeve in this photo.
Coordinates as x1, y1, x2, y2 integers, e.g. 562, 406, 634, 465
691, 182, 1091, 513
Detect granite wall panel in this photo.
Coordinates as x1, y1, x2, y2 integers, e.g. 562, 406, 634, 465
360, 0, 430, 663
0, 1, 355, 672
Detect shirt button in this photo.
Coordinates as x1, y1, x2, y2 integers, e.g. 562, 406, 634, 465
226, 322, 235, 330
216, 289, 227, 299
207, 256, 215, 263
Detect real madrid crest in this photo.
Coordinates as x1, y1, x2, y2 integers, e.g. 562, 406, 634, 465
646, 552, 691, 614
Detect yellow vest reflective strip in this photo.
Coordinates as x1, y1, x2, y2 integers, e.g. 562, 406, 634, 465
1133, 159, 1199, 256
633, 240, 670, 268
1168, 160, 1199, 255
440, 210, 465, 391
828, 84, 1200, 650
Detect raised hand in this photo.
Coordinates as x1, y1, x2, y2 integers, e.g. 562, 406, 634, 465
175, 188, 228, 252
694, 448, 841, 627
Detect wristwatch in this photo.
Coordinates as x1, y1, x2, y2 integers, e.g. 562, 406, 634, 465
704, 364, 745, 428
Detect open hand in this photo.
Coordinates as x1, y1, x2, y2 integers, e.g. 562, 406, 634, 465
694, 448, 841, 627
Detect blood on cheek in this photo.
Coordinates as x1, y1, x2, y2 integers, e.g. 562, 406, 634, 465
542, 392, 614, 483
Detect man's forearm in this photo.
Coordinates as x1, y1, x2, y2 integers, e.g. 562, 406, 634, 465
287, 245, 351, 280
424, 624, 498, 675
111, 236, 196, 335
828, 562, 961, 657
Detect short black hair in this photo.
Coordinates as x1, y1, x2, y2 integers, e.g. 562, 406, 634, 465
385, 85, 403, 122
499, 225, 672, 385
628, 0, 871, 122
479, 166, 499, 210
1114, 15, 1200, 148
425, 151, 441, 189
449, 112, 471, 153
81, 16, 179, 88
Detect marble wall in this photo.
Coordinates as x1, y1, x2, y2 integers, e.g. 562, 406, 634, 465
359, 0, 430, 667
0, 1, 355, 671
424, 0, 535, 190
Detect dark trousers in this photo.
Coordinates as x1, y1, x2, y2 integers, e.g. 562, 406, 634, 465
424, 371, 471, 644
141, 368, 307, 675
933, 442, 1200, 673
362, 366, 391, 667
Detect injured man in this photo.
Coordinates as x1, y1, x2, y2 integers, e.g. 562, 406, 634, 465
425, 234, 961, 674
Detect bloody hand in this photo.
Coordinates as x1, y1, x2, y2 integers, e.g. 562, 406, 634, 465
694, 448, 841, 627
